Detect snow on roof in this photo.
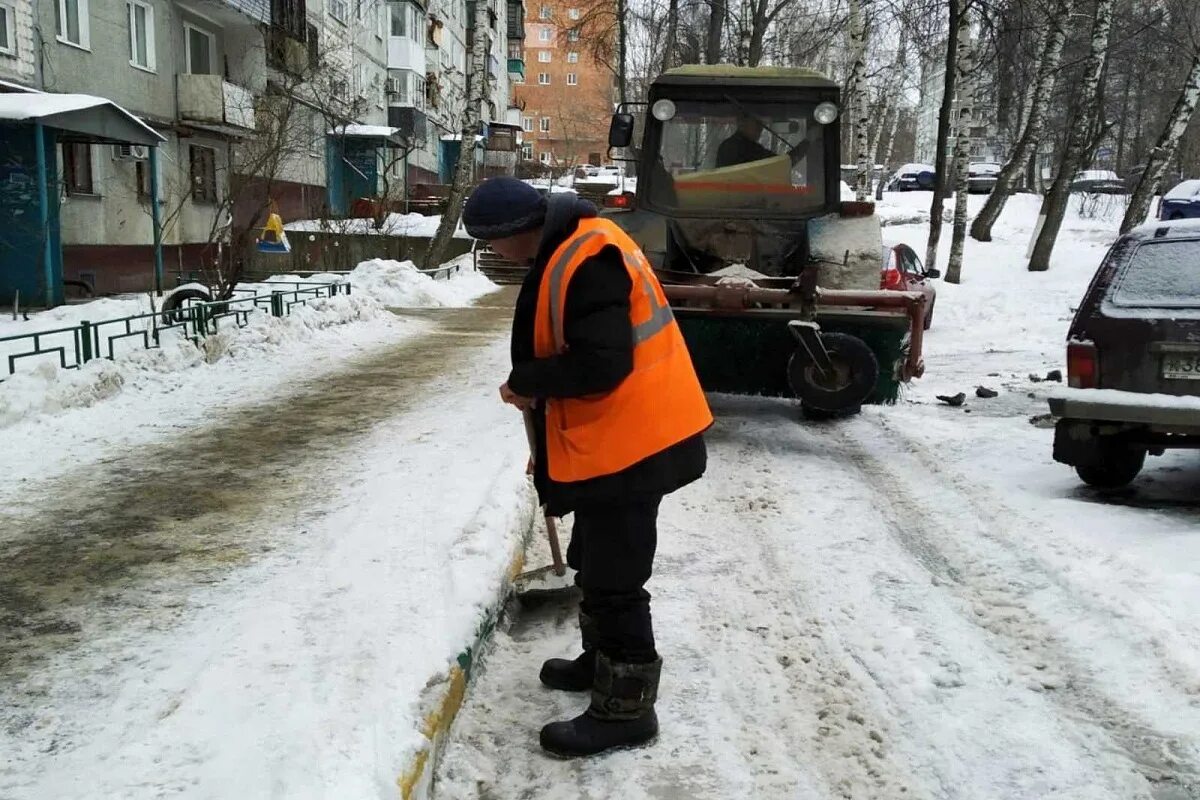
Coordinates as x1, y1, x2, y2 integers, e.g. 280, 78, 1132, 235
0, 93, 163, 142
1164, 179, 1200, 201
895, 163, 935, 175
1073, 169, 1120, 182
1129, 216, 1200, 237
969, 162, 1002, 174
329, 124, 400, 139
439, 133, 486, 142
0, 78, 40, 94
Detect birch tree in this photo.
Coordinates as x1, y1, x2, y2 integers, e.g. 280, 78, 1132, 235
970, 0, 1071, 242
850, 0, 872, 200
1029, 0, 1114, 272
925, 0, 963, 271
425, 0, 491, 269
946, 32, 976, 284
1120, 49, 1200, 233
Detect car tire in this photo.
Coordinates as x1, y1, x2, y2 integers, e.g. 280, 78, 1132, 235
1074, 441, 1146, 489
788, 332, 879, 414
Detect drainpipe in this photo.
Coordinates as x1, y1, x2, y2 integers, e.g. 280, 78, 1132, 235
34, 121, 53, 308
149, 145, 164, 296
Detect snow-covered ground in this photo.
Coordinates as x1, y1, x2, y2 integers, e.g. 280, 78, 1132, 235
285, 213, 471, 238
434, 190, 1200, 799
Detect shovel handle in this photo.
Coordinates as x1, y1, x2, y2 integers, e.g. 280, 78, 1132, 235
546, 515, 566, 577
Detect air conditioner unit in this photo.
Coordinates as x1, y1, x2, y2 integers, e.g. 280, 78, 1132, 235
386, 77, 403, 95
113, 144, 150, 160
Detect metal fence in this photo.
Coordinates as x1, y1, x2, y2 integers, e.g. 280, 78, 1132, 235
0, 280, 350, 381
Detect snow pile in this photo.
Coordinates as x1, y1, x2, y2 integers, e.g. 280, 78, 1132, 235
285, 213, 471, 239
712, 263, 768, 280
346, 255, 496, 307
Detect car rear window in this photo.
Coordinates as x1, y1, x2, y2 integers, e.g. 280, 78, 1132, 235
1111, 239, 1200, 307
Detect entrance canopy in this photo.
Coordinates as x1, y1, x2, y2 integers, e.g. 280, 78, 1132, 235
0, 93, 164, 146
329, 124, 405, 145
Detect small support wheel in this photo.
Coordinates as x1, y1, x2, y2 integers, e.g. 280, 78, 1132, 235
788, 331, 879, 414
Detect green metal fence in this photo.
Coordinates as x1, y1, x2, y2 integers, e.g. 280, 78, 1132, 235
0, 280, 350, 381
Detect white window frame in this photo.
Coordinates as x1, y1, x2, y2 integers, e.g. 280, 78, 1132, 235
566, 72, 577, 85
537, 50, 550, 63
330, 0, 348, 24
568, 7, 579, 18
539, 116, 550, 133
538, 150, 551, 164
566, 51, 578, 63
522, 116, 533, 132
57, 0, 90, 50
0, 4, 15, 56
538, 4, 550, 18
127, 0, 156, 72
566, 27, 579, 41
521, 143, 533, 160
183, 22, 216, 75
538, 27, 550, 42
537, 72, 549, 85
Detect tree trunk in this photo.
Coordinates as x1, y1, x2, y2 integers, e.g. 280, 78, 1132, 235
1120, 51, 1200, 233
706, 0, 725, 63
617, 0, 629, 104
875, 103, 903, 201
925, 0, 961, 272
662, 0, 680, 72
425, 0, 490, 269
849, 0, 871, 201
970, 0, 1071, 242
1029, 0, 1114, 272
946, 35, 975, 285
747, 0, 768, 67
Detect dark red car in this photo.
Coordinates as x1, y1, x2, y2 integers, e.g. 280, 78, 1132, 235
881, 243, 939, 329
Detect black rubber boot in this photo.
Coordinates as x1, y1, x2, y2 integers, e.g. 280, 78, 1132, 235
540, 654, 661, 758
539, 610, 598, 692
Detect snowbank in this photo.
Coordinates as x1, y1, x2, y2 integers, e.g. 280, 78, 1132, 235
285, 213, 471, 239
0, 260, 496, 430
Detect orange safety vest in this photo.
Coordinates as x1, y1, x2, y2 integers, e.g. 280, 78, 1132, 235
534, 217, 713, 483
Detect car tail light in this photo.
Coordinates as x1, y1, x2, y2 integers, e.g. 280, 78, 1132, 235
1067, 340, 1098, 389
604, 192, 634, 209
881, 267, 904, 290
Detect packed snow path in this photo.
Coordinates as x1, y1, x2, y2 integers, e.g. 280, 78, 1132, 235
435, 395, 1200, 800
0, 293, 534, 798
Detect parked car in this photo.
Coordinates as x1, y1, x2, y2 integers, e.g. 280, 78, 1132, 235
1158, 179, 1200, 220
1070, 169, 1127, 194
1049, 218, 1200, 488
967, 162, 1002, 193
881, 243, 939, 329
888, 163, 937, 192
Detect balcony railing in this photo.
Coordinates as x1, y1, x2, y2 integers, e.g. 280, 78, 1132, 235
507, 57, 524, 81
177, 74, 256, 130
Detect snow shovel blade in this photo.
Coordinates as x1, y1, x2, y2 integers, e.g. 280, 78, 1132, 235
514, 515, 577, 607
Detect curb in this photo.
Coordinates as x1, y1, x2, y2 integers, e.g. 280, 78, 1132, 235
397, 493, 537, 800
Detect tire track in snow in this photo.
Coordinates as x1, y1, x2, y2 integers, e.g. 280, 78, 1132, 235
838, 415, 1200, 800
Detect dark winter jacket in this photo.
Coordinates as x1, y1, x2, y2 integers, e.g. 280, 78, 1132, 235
506, 193, 707, 516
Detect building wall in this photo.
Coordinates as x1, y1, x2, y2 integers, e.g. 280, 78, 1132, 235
514, 0, 613, 170
0, 0, 37, 86
914, 42, 1003, 167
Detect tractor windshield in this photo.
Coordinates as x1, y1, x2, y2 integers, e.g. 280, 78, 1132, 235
648, 98, 828, 216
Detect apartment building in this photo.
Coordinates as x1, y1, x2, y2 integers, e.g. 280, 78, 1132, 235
513, 0, 613, 171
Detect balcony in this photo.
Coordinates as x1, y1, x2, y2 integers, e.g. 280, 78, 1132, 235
389, 35, 425, 72
177, 74, 256, 132
507, 57, 525, 81
506, 0, 524, 39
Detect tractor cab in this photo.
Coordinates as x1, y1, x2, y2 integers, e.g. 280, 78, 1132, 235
607, 66, 849, 280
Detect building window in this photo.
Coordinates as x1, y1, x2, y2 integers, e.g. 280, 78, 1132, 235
390, 1, 423, 42
537, 50, 550, 63
0, 5, 15, 56
135, 159, 153, 201
538, 72, 549, 84
522, 116, 533, 131
63, 142, 94, 195
185, 23, 215, 75
539, 117, 550, 133
567, 51, 578, 63
538, 4, 550, 18
330, 0, 348, 23
521, 143, 533, 160
190, 145, 217, 204
568, 7, 579, 18
538, 151, 551, 164
566, 72, 577, 85
566, 27, 579, 41
56, 0, 89, 48
538, 27, 550, 42
127, 1, 155, 70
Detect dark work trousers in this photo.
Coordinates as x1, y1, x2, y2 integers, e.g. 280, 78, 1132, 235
566, 496, 663, 664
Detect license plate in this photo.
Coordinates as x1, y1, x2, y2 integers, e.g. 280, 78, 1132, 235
1163, 353, 1200, 380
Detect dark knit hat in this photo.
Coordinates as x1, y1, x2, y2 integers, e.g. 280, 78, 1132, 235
462, 177, 549, 240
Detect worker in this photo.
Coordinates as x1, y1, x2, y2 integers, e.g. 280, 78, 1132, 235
462, 177, 712, 758
716, 114, 775, 167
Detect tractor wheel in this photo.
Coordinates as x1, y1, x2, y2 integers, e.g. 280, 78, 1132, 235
161, 286, 212, 326
788, 332, 879, 414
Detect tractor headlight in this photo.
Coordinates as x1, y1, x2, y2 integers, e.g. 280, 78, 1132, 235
651, 99, 677, 121
814, 102, 839, 125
